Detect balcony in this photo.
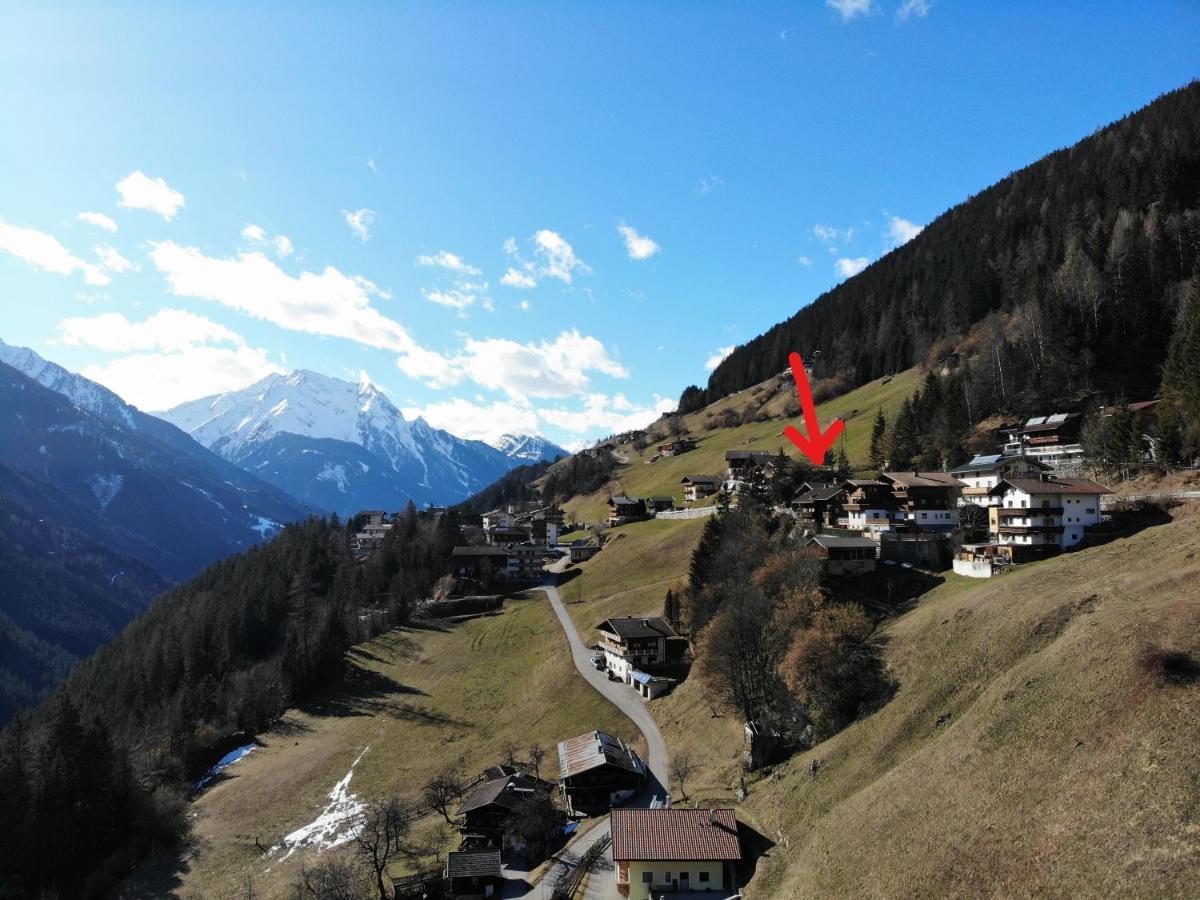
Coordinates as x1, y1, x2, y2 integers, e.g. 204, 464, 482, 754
997, 506, 1063, 517
998, 524, 1063, 534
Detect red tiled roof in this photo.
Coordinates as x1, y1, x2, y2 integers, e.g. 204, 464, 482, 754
992, 476, 1114, 496
610, 808, 742, 862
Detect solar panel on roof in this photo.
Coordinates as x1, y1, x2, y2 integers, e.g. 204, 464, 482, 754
1025, 416, 1046, 426
1047, 413, 1068, 423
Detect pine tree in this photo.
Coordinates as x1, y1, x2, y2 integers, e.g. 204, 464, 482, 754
1163, 272, 1200, 428
868, 409, 887, 470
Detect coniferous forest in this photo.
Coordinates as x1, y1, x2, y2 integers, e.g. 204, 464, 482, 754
0, 509, 458, 898
683, 83, 1200, 454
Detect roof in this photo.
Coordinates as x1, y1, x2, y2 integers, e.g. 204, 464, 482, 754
726, 450, 773, 461
949, 454, 1050, 475
809, 534, 877, 550
451, 545, 509, 557
881, 471, 966, 489
680, 474, 722, 485
445, 850, 502, 880
846, 479, 887, 488
458, 771, 552, 815
645, 495, 675, 503
989, 476, 1114, 496
794, 483, 845, 503
597, 616, 677, 640
608, 495, 643, 507
557, 731, 645, 780
610, 808, 742, 862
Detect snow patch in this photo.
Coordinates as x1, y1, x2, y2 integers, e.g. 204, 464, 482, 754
316, 463, 349, 492
251, 516, 279, 538
195, 743, 256, 791
267, 745, 370, 860
88, 473, 124, 509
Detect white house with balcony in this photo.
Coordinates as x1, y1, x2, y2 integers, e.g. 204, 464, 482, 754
986, 475, 1113, 551
949, 454, 1052, 507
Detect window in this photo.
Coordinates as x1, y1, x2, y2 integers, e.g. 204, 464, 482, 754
699, 872, 711, 883
1086, 508, 1095, 514
642, 872, 653, 884
665, 872, 672, 882
680, 872, 690, 881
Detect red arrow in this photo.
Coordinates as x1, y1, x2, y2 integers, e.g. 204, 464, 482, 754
783, 351, 845, 466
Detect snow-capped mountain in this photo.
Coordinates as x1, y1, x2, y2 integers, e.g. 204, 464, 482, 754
489, 432, 568, 464
159, 370, 564, 514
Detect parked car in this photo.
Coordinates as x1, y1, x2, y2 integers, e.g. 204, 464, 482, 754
590, 655, 606, 670
606, 669, 619, 681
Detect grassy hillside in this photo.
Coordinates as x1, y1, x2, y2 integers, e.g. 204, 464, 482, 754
654, 504, 1200, 897
560, 367, 920, 524
121, 596, 642, 899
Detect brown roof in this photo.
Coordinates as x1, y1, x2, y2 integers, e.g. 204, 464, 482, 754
445, 850, 502, 879
611, 808, 742, 862
597, 616, 677, 641
458, 771, 552, 815
557, 731, 645, 780
990, 476, 1114, 496
881, 471, 966, 489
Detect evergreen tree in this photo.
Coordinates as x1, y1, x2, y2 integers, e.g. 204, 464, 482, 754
1162, 272, 1200, 430
868, 409, 887, 470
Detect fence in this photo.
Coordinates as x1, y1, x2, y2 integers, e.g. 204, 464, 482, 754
551, 832, 613, 900
655, 506, 720, 521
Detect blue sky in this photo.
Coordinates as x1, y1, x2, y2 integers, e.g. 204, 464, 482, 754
1, 1, 1196, 450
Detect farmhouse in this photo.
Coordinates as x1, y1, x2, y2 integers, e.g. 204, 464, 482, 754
596, 616, 677, 683
457, 769, 555, 849
1000, 413, 1085, 473
484, 526, 530, 545
444, 850, 503, 900
557, 731, 646, 813
879, 471, 965, 532
840, 479, 900, 534
644, 496, 676, 514
791, 482, 846, 531
657, 438, 696, 457
569, 540, 601, 562
450, 546, 510, 580
681, 474, 722, 502
804, 534, 877, 576
607, 495, 649, 527
481, 508, 516, 531
611, 807, 743, 898
949, 454, 1051, 507
724, 450, 774, 484
987, 474, 1113, 553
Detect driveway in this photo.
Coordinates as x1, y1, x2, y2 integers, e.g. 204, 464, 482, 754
501, 568, 670, 899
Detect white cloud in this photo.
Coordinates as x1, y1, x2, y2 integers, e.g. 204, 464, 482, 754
533, 229, 590, 283
897, 0, 931, 22
57, 309, 282, 410
423, 287, 479, 313
705, 345, 736, 371
812, 223, 841, 243
501, 267, 537, 289
148, 241, 419, 355
415, 249, 481, 276
827, 0, 874, 22
518, 300, 531, 311
242, 224, 294, 258
367, 157, 378, 174
836, 256, 870, 278
797, 255, 814, 267
696, 175, 726, 195
401, 397, 541, 444
617, 223, 661, 260
58, 308, 243, 353
77, 212, 117, 232
115, 171, 185, 220
94, 244, 135, 273
0, 217, 109, 285
886, 215, 923, 247
343, 208, 376, 242
540, 392, 674, 435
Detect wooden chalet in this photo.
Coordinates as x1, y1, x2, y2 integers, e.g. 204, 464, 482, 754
557, 731, 646, 813
804, 534, 877, 576
879, 471, 966, 533
791, 482, 846, 531
607, 495, 649, 527
444, 850, 503, 900
643, 495, 676, 514
680, 474, 722, 502
657, 438, 696, 457
458, 769, 555, 849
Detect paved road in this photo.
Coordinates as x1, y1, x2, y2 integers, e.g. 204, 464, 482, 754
501, 569, 670, 899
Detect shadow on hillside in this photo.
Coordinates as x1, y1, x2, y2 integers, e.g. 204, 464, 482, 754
827, 568, 945, 618
303, 666, 466, 727
735, 820, 777, 889
271, 714, 314, 737
1085, 500, 1176, 548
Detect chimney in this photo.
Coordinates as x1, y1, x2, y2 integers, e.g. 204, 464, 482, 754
709, 808, 718, 826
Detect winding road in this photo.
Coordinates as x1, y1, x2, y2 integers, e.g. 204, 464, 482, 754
501, 566, 670, 899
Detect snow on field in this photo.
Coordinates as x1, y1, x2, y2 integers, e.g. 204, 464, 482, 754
194, 743, 257, 791
251, 516, 279, 538
88, 473, 124, 508
316, 462, 349, 492
267, 745, 371, 861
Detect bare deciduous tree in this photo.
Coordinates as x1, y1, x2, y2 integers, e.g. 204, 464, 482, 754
354, 797, 416, 900
671, 752, 696, 803
292, 857, 363, 900
528, 744, 546, 779
422, 770, 465, 825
